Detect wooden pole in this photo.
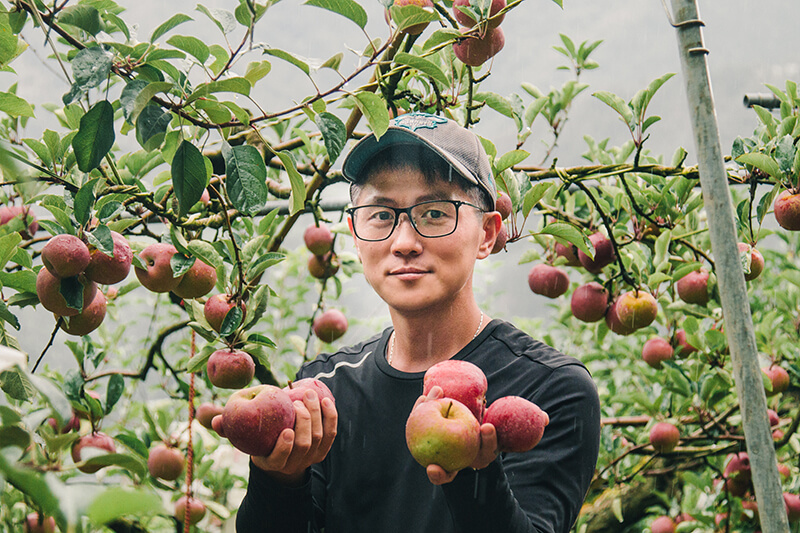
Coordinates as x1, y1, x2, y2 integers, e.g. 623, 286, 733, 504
668, 1, 789, 531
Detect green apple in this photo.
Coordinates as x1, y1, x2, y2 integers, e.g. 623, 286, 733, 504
405, 398, 480, 472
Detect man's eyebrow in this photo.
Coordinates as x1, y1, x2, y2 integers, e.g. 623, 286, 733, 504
362, 193, 452, 205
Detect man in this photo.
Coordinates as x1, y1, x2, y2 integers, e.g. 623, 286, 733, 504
236, 112, 600, 533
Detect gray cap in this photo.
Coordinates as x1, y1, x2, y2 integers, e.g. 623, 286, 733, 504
341, 112, 496, 210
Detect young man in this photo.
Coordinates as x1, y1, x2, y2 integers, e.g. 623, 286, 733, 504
236, 112, 600, 533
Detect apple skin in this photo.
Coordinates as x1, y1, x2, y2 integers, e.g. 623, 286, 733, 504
615, 290, 658, 330
578, 232, 616, 273
24, 513, 56, 533
763, 365, 790, 395
496, 191, 513, 220
42, 234, 91, 279
304, 223, 334, 256
768, 408, 780, 427
650, 516, 676, 533
36, 268, 97, 317
405, 398, 481, 472
784, 492, 800, 522
84, 231, 133, 285
172, 258, 217, 299
490, 225, 508, 255
0, 205, 39, 238
483, 396, 549, 453
554, 242, 581, 267
47, 412, 80, 434
724, 452, 752, 497
423, 359, 488, 421
308, 252, 340, 279
676, 268, 710, 305
737, 242, 764, 281
604, 297, 635, 336
674, 329, 697, 357
174, 495, 206, 525
527, 263, 569, 299
570, 282, 608, 323
649, 422, 679, 453
284, 378, 335, 404
195, 402, 224, 429
134, 243, 184, 293
206, 349, 255, 389
61, 290, 107, 336
453, 0, 506, 28
312, 309, 349, 343
642, 337, 674, 369
147, 444, 185, 481
204, 293, 246, 333
774, 189, 800, 230
453, 27, 505, 67
71, 432, 116, 473
220, 385, 296, 457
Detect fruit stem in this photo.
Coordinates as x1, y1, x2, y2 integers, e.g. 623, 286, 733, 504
444, 400, 453, 418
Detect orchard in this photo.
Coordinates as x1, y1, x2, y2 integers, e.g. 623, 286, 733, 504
0, 0, 797, 532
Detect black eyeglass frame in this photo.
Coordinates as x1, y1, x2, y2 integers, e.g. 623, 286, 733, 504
345, 199, 485, 242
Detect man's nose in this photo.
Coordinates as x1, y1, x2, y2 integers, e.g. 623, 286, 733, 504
390, 213, 423, 253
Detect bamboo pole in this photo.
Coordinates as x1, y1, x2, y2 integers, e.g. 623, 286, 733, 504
668, 1, 789, 531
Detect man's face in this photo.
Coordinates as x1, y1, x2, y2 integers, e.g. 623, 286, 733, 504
348, 165, 499, 316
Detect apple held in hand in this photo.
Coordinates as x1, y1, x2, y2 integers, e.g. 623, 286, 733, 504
423, 359, 487, 421
405, 398, 480, 472
220, 385, 296, 456
483, 396, 549, 453
284, 378, 335, 404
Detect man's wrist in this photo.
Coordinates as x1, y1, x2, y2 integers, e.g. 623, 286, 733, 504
251, 457, 309, 487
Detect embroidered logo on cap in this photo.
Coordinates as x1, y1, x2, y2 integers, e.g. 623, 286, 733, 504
392, 112, 447, 132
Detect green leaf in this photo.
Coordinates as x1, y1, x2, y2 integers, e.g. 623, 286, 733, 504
593, 90, 634, 130
72, 46, 113, 89
120, 79, 149, 124
304, 0, 367, 28
187, 240, 223, 270
72, 101, 115, 173
423, 29, 462, 52
0, 14, 22, 68
736, 152, 783, 181
166, 35, 210, 64
135, 105, 172, 151
150, 13, 193, 42
524, 96, 548, 127
522, 181, 552, 218
85, 225, 114, 257
389, 4, 438, 33
494, 150, 529, 174
220, 101, 250, 125
105, 374, 124, 414
244, 60, 272, 85
220, 306, 243, 336
775, 135, 796, 174
0, 232, 21, 270
277, 151, 306, 215
474, 92, 514, 118
172, 141, 207, 217
27, 373, 73, 427
354, 92, 389, 140
0, 92, 34, 118
186, 77, 251, 103
538, 223, 593, 258
87, 486, 163, 525
129, 81, 174, 124
0, 452, 62, 522
223, 144, 268, 216
263, 48, 310, 76
59, 276, 86, 312
0, 367, 34, 401
315, 112, 347, 164
185, 344, 215, 372
170, 254, 195, 278
196, 5, 237, 35
394, 52, 449, 87
58, 5, 102, 35
74, 178, 99, 227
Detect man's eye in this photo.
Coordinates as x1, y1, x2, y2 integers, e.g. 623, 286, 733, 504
368, 209, 394, 222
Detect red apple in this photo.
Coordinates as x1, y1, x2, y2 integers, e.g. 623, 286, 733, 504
304, 223, 334, 256
578, 232, 615, 273
172, 258, 217, 299
649, 422, 679, 453
219, 385, 296, 456
724, 452, 752, 497
47, 412, 80, 434
483, 396, 549, 453
41, 234, 91, 279
195, 402, 224, 429
554, 242, 581, 267
312, 309, 348, 343
405, 398, 481, 472
570, 282, 609, 322
674, 329, 698, 357
389, 0, 433, 34
0, 205, 39, 238
774, 189, 800, 230
490, 225, 508, 254
284, 378, 335, 405
423, 359, 487, 421
650, 516, 676, 533
676, 268, 710, 305
84, 231, 133, 285
204, 293, 245, 333
453, 27, 505, 67
147, 444, 184, 481
36, 268, 97, 317
778, 463, 791, 480
71, 432, 116, 473
527, 263, 569, 299
763, 365, 790, 395
615, 290, 658, 330
174, 495, 206, 525
308, 252, 340, 279
206, 349, 255, 389
61, 290, 107, 336
495, 191, 513, 220
784, 492, 800, 522
24, 513, 56, 533
642, 337, 674, 369
453, 0, 506, 28
134, 243, 184, 293
605, 297, 635, 336
737, 242, 764, 281
768, 409, 780, 427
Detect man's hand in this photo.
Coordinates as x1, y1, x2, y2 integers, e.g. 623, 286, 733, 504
249, 389, 338, 486
412, 385, 499, 486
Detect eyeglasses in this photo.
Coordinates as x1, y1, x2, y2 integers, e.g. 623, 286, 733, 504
346, 200, 484, 242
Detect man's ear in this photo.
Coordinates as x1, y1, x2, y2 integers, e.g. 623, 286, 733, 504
477, 212, 502, 260
347, 217, 362, 261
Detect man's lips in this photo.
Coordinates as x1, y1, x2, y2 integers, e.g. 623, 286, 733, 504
389, 267, 430, 278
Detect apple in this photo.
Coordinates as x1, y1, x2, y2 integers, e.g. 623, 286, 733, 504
649, 422, 679, 453
604, 297, 635, 336
36, 268, 97, 317
71, 431, 116, 473
308, 252, 340, 279
495, 191, 513, 220
615, 290, 658, 330
483, 396, 549, 453
774, 189, 800, 230
724, 452, 752, 497
423, 359, 487, 421
47, 412, 80, 434
219, 385, 296, 456
784, 492, 800, 522
61, 290, 107, 336
737, 242, 764, 281
674, 329, 697, 357
84, 231, 133, 285
405, 398, 481, 472
527, 263, 569, 299
650, 516, 676, 533
147, 443, 184, 481
204, 293, 246, 333
41, 234, 91, 279
24, 513, 56, 533
554, 242, 581, 267
763, 364, 790, 395
641, 337, 673, 369
174, 495, 206, 525
768, 408, 780, 427
0, 205, 39, 238
741, 500, 759, 521
284, 378, 335, 404
490, 224, 508, 254
578, 232, 615, 273
172, 258, 217, 299
453, 0, 506, 28
312, 309, 348, 343
676, 268, 710, 305
206, 349, 255, 389
778, 463, 791, 480
570, 282, 608, 322
453, 27, 505, 67
304, 223, 334, 256
134, 243, 184, 293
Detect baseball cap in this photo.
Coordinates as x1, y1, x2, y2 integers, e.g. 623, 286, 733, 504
341, 112, 496, 210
